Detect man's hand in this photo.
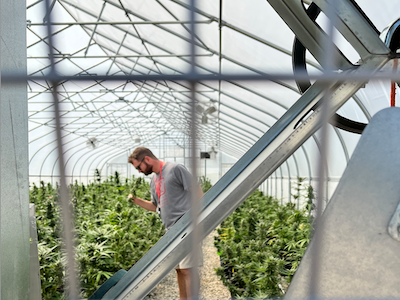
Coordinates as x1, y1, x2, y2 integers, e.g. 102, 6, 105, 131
128, 194, 136, 204
128, 195, 157, 212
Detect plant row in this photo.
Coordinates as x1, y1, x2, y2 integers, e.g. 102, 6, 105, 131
31, 173, 214, 299
214, 182, 314, 299
32, 171, 312, 299
30, 172, 165, 299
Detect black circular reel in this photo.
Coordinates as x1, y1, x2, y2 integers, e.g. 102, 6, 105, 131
293, 2, 367, 134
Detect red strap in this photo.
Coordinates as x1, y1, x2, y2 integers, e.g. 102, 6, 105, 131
391, 60, 398, 107
155, 162, 164, 199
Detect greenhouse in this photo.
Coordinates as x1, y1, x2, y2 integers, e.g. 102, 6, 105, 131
2, 0, 400, 299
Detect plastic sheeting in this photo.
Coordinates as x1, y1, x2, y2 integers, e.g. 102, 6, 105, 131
26, 0, 400, 200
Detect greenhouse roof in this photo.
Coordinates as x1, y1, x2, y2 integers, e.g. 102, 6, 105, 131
26, 0, 400, 182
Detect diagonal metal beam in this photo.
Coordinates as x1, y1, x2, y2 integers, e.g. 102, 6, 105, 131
155, 0, 210, 50
268, 0, 390, 69
267, 0, 352, 70
313, 0, 388, 56
104, 52, 390, 300
84, 1, 106, 56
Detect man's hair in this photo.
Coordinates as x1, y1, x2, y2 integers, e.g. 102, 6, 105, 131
128, 147, 157, 164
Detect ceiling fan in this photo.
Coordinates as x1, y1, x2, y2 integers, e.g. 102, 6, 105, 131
196, 105, 217, 124
86, 137, 98, 150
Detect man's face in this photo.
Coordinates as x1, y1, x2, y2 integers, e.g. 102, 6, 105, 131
133, 157, 153, 176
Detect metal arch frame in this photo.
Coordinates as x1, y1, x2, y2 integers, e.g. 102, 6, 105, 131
28, 102, 338, 197
284, 161, 291, 202
169, 0, 373, 122
261, 134, 321, 204
214, 101, 314, 192
91, 101, 313, 204
128, 67, 347, 179
28, 91, 332, 198
96, 136, 191, 180
300, 138, 313, 186
25, 0, 381, 217
33, 0, 292, 95
29, 0, 310, 83
28, 1, 374, 78
26, 0, 348, 185
290, 151, 301, 206
134, 74, 347, 175
77, 131, 188, 182
28, 84, 328, 175
29, 65, 202, 146
31, 110, 150, 170
333, 127, 350, 162
33, 120, 182, 183
30, 123, 99, 175
31, 108, 272, 178
56, 0, 216, 67
32, 135, 76, 181
29, 126, 69, 164
59, 144, 99, 183
312, 132, 332, 203
78, 146, 116, 182
214, 89, 344, 190
30, 85, 186, 143
37, 142, 58, 183
208, 83, 350, 179
82, 132, 190, 180
96, 138, 185, 177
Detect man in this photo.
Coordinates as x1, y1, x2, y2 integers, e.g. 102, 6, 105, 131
127, 147, 203, 300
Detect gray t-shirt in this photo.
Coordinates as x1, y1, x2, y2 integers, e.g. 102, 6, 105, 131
150, 162, 193, 230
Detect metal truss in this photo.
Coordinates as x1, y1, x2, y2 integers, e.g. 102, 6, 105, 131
26, 0, 373, 187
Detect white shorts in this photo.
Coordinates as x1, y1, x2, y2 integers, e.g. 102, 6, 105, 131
175, 243, 204, 269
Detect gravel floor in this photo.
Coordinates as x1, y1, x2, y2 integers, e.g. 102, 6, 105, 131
144, 230, 231, 300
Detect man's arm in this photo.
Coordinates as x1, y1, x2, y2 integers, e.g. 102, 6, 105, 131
197, 185, 203, 199
128, 194, 157, 212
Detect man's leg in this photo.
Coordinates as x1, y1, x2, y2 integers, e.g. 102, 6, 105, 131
176, 268, 188, 300
176, 268, 199, 300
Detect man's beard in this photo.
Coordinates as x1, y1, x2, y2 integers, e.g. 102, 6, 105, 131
142, 162, 152, 176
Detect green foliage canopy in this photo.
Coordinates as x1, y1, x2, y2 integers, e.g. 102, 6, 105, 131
31, 172, 216, 299
214, 185, 313, 299
31, 174, 163, 299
